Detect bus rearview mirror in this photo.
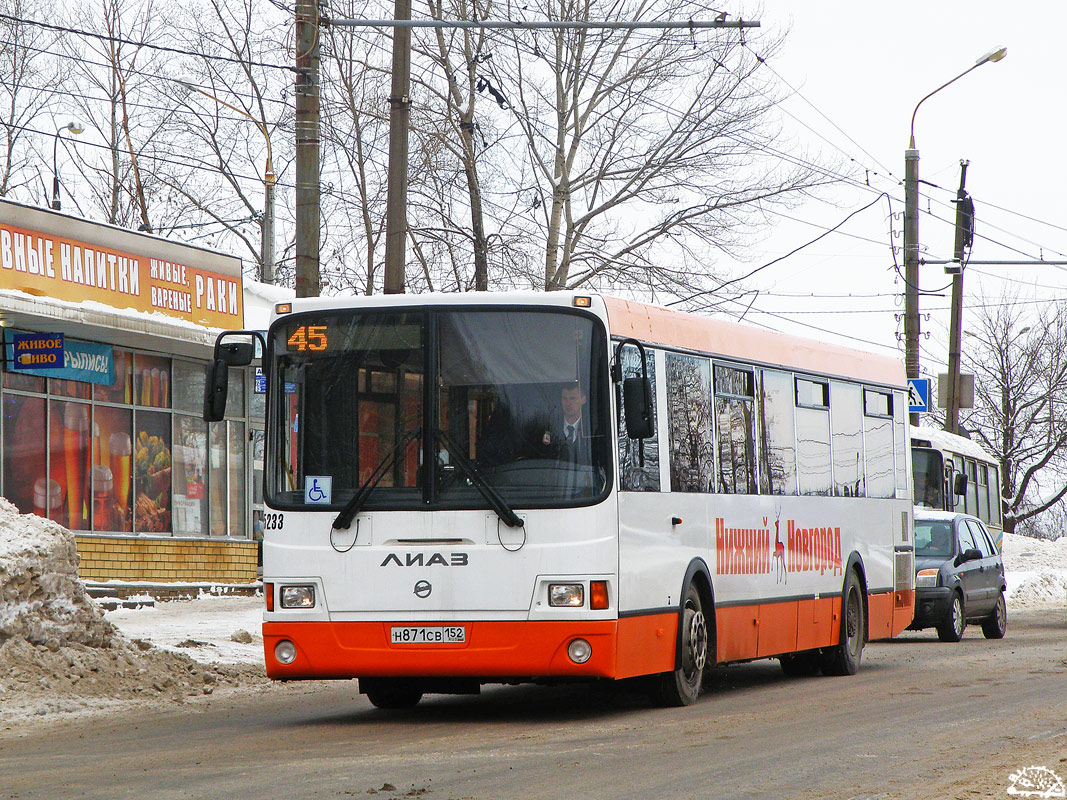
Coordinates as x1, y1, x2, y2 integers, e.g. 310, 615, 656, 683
623, 376, 653, 440
953, 472, 968, 496
203, 359, 229, 422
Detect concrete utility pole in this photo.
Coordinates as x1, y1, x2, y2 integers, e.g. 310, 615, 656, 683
328, 15, 761, 296
383, 0, 412, 295
903, 46, 1005, 426
294, 0, 321, 298
945, 160, 971, 435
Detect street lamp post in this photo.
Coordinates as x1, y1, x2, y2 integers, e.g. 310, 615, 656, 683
903, 46, 1006, 426
51, 120, 85, 211
175, 79, 276, 285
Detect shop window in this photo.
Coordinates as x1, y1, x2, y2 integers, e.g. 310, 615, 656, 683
2, 392, 47, 515
134, 410, 172, 533
173, 415, 208, 536
227, 368, 245, 418
665, 353, 713, 493
229, 421, 246, 536
209, 421, 227, 535
50, 376, 91, 400
49, 400, 92, 530
133, 354, 171, 409
94, 349, 134, 405
172, 360, 206, 414
3, 370, 45, 393
93, 405, 133, 531
249, 369, 266, 420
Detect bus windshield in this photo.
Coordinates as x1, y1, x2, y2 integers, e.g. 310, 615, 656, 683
267, 307, 611, 510
912, 447, 944, 509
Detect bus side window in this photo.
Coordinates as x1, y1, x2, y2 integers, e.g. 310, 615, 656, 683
714, 364, 757, 494
664, 352, 713, 493
758, 369, 797, 496
795, 378, 831, 496
617, 344, 660, 492
830, 381, 863, 497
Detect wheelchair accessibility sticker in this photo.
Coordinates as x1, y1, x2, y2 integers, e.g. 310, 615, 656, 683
305, 476, 332, 505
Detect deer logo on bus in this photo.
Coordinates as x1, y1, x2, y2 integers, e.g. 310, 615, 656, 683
772, 508, 787, 585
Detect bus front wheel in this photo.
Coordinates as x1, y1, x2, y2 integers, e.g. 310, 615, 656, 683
361, 678, 424, 709
652, 582, 708, 707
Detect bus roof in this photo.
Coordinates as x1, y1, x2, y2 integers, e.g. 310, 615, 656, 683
910, 424, 996, 462
603, 296, 905, 388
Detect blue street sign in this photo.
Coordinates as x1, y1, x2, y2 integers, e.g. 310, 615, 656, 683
908, 378, 930, 413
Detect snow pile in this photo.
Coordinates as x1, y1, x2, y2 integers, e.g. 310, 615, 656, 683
0, 498, 114, 649
1002, 530, 1067, 609
0, 498, 263, 722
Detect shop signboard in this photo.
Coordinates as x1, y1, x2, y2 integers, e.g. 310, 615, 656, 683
8, 331, 64, 371
4, 331, 114, 384
0, 205, 243, 329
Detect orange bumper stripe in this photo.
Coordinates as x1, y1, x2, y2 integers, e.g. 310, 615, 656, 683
263, 620, 619, 680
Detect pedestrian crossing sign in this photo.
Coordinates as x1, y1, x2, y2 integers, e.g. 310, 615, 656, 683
908, 378, 930, 413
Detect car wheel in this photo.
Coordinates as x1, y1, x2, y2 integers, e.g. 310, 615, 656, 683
779, 650, 822, 677
361, 678, 424, 709
652, 582, 708, 706
820, 569, 865, 676
981, 591, 1007, 639
937, 591, 966, 642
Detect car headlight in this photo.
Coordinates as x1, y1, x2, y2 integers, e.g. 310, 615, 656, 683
915, 569, 939, 588
549, 583, 584, 607
280, 585, 316, 608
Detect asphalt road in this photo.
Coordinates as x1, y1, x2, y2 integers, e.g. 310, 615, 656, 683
2, 607, 1065, 800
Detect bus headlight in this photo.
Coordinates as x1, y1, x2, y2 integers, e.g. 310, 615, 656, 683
915, 569, 940, 588
549, 583, 584, 607
275, 640, 298, 665
567, 638, 592, 664
281, 585, 316, 608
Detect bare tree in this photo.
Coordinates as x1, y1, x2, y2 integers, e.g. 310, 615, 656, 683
0, 0, 64, 200
319, 0, 391, 294
481, 0, 833, 294
159, 0, 291, 280
961, 295, 1067, 533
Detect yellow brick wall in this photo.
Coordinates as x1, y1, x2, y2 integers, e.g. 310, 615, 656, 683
75, 536, 259, 584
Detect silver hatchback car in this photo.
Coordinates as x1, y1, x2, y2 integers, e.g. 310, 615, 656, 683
910, 511, 1007, 642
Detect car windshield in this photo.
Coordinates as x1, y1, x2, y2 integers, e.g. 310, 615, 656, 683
267, 307, 610, 510
915, 520, 954, 557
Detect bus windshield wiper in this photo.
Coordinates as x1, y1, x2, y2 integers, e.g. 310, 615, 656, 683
332, 427, 421, 530
433, 427, 524, 529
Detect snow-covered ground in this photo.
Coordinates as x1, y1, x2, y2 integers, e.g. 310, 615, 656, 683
104, 594, 265, 666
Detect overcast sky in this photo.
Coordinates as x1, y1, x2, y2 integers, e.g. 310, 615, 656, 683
709, 1, 1067, 377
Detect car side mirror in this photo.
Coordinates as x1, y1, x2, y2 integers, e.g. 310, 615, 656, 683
956, 547, 982, 565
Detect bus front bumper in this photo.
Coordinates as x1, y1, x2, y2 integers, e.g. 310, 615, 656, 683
263, 619, 622, 681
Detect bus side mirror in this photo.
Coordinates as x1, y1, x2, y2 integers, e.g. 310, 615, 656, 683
953, 472, 968, 496
623, 376, 653, 440
204, 359, 229, 422
203, 341, 255, 422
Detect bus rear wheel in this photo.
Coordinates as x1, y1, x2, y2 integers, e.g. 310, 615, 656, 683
361, 678, 424, 709
820, 569, 864, 676
652, 583, 707, 707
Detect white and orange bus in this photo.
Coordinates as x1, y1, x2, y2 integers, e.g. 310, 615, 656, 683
206, 291, 915, 708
